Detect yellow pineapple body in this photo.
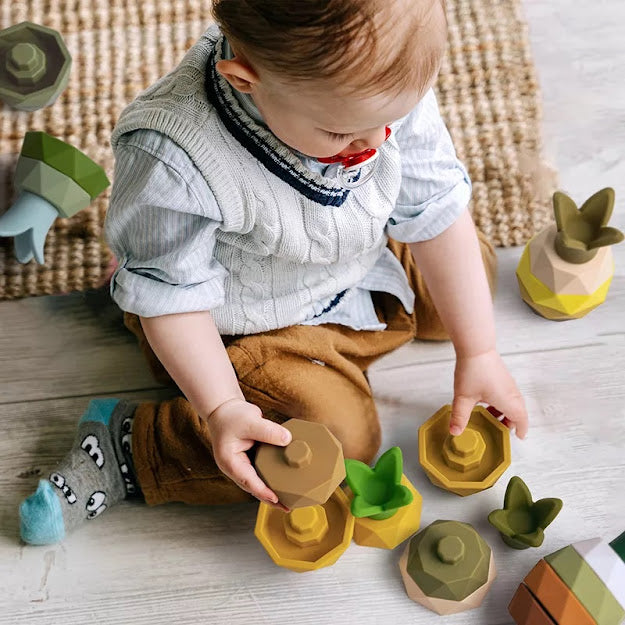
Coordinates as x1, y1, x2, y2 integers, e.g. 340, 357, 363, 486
517, 225, 615, 321
352, 475, 423, 549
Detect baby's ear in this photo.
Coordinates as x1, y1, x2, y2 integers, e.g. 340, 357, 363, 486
215, 58, 259, 93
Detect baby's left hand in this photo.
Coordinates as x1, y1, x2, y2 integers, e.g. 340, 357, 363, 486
451, 349, 528, 439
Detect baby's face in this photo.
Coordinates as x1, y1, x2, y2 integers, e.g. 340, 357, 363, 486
250, 77, 427, 159
217, 0, 446, 159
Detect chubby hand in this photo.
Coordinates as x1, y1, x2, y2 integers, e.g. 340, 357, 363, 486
207, 398, 292, 507
450, 349, 528, 439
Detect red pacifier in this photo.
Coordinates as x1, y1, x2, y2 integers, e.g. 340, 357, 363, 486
318, 126, 392, 189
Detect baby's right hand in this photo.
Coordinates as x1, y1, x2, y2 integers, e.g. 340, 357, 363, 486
206, 398, 292, 506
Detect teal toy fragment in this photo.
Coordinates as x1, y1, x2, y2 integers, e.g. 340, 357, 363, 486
0, 21, 72, 111
0, 131, 110, 264
345, 446, 413, 521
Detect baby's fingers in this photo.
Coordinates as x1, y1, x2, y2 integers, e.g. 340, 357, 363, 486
450, 395, 477, 435
226, 454, 280, 504
494, 394, 529, 439
245, 417, 292, 447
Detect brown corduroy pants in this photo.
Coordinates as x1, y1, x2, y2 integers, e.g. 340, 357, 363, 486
125, 236, 497, 506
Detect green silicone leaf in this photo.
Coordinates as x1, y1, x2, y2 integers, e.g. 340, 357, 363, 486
580, 187, 615, 226
344, 459, 375, 495
553, 191, 580, 232
504, 476, 533, 510
587, 226, 624, 250
516, 527, 545, 548
532, 497, 563, 529
373, 446, 403, 484
382, 484, 413, 511
350, 494, 383, 519
488, 509, 513, 535
558, 230, 587, 251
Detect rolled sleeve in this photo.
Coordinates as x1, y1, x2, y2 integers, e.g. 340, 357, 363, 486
387, 89, 472, 243
105, 130, 227, 317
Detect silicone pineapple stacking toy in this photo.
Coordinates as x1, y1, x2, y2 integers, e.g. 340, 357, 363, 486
516, 188, 623, 320
0, 131, 110, 264
399, 520, 497, 615
254, 419, 353, 572
419, 405, 511, 496
344, 446, 422, 550
509, 531, 625, 625
0, 21, 72, 111
488, 476, 563, 550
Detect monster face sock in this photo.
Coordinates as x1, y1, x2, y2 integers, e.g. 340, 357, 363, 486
20, 399, 139, 545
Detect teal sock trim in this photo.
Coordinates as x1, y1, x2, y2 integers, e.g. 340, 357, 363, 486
20, 480, 66, 545
79, 398, 120, 426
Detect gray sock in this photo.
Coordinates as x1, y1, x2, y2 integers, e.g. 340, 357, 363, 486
20, 399, 140, 545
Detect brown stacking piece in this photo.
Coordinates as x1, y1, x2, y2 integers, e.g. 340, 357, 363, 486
255, 419, 345, 510
509, 583, 557, 625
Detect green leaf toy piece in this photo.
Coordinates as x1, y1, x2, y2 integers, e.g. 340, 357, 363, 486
553, 188, 624, 264
345, 446, 413, 521
0, 131, 110, 264
488, 476, 562, 549
0, 21, 72, 111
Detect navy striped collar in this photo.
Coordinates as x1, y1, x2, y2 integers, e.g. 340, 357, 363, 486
204, 35, 352, 207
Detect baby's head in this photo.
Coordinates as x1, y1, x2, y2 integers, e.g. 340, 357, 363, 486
212, 0, 447, 158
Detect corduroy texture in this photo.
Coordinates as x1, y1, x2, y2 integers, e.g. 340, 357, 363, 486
0, 0, 554, 300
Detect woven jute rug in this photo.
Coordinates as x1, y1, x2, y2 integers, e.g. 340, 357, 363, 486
0, 0, 555, 300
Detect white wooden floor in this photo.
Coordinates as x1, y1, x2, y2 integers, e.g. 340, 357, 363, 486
1, 3, 624, 624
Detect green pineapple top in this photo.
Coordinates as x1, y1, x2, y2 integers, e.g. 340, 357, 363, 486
488, 476, 562, 549
553, 188, 623, 264
344, 446, 413, 521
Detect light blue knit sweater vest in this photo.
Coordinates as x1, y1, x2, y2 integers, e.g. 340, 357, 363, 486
111, 26, 403, 335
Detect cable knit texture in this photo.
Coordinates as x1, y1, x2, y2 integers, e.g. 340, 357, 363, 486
111, 26, 403, 335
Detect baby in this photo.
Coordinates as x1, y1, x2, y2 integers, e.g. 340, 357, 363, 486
20, 0, 528, 544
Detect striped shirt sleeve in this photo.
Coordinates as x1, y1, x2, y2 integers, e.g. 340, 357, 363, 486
387, 89, 472, 243
105, 129, 228, 317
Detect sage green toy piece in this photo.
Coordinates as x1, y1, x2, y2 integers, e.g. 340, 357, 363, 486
14, 157, 91, 218
0, 132, 110, 264
573, 537, 625, 610
488, 476, 563, 550
21, 131, 110, 199
553, 188, 623, 264
0, 21, 72, 111
545, 545, 625, 625
345, 446, 413, 520
404, 520, 492, 601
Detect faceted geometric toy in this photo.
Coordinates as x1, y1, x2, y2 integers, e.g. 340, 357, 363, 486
509, 582, 560, 625
488, 476, 563, 549
345, 446, 422, 549
509, 531, 625, 625
0, 21, 72, 111
255, 418, 345, 510
517, 188, 623, 320
0, 131, 110, 264
573, 536, 625, 611
254, 486, 354, 572
399, 520, 497, 615
419, 405, 511, 496
517, 559, 596, 625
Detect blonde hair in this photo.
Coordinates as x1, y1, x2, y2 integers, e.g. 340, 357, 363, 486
212, 0, 447, 96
